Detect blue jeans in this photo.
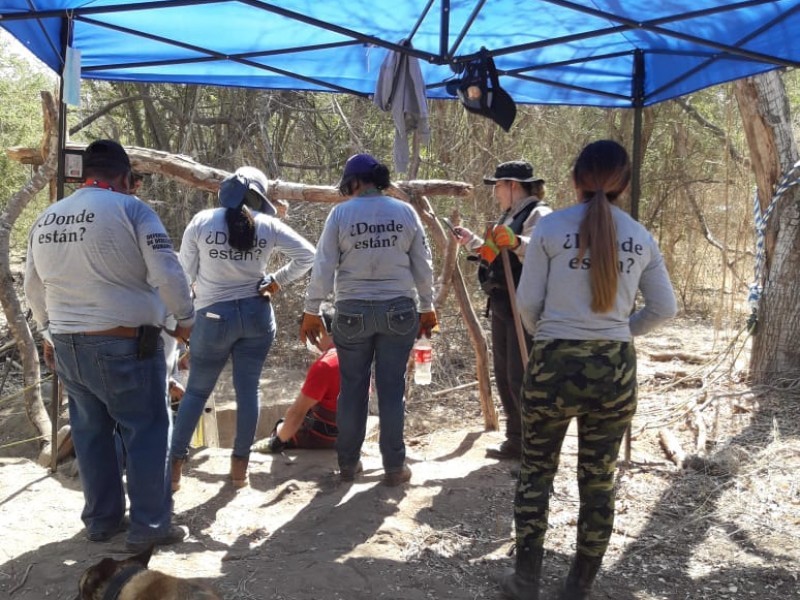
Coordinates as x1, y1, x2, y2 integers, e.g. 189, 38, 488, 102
52, 333, 172, 544
333, 297, 418, 472
171, 297, 275, 459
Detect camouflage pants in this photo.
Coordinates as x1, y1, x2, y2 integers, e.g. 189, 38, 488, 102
515, 339, 637, 558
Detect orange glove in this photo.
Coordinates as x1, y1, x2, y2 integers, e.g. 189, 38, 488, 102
489, 224, 519, 250
418, 311, 439, 338
42, 340, 55, 370
478, 226, 500, 264
300, 313, 326, 350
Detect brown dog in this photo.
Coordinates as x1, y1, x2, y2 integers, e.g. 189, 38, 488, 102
75, 546, 221, 600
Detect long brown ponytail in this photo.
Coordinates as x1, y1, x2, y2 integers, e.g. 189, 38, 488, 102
573, 140, 631, 313
225, 206, 256, 251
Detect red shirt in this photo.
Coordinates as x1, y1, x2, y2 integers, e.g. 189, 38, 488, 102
300, 348, 339, 413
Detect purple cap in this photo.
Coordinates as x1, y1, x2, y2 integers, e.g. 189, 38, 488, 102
336, 153, 380, 191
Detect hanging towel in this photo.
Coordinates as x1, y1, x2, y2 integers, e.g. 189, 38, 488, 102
373, 40, 430, 174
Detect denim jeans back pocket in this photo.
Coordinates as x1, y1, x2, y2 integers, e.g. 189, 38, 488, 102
99, 350, 149, 399
192, 309, 229, 351
386, 306, 417, 336
334, 311, 365, 340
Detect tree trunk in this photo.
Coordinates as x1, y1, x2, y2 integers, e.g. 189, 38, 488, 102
734, 71, 800, 382
0, 91, 59, 448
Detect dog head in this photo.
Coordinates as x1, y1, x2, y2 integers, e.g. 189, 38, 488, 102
75, 546, 153, 600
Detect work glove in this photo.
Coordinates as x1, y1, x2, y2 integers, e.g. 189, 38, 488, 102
418, 311, 439, 339
300, 312, 326, 350
478, 226, 501, 264
489, 224, 519, 250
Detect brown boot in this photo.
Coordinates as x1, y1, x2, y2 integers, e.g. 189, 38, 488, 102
558, 554, 603, 600
501, 545, 542, 599
171, 457, 185, 492
230, 454, 249, 488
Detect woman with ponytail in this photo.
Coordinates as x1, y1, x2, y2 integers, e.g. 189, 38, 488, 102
171, 166, 314, 491
504, 140, 677, 600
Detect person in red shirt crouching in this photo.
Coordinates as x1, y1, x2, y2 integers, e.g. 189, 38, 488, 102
253, 306, 339, 452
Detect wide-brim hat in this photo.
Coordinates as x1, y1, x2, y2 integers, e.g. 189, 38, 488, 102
483, 160, 544, 185
219, 166, 277, 216
83, 139, 131, 172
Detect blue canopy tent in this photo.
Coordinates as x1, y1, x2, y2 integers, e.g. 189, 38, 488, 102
2, 0, 800, 206
3, 0, 800, 106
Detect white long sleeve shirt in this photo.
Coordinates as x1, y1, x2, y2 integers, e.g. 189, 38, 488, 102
180, 208, 315, 310
304, 194, 434, 314
25, 186, 195, 333
517, 203, 677, 340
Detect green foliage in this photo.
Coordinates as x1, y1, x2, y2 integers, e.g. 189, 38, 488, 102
0, 33, 57, 252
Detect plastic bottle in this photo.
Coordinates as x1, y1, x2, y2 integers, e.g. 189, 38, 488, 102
413, 338, 433, 385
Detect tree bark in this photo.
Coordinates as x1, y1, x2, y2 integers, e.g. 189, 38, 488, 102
6, 143, 473, 201
734, 71, 800, 381
0, 91, 59, 448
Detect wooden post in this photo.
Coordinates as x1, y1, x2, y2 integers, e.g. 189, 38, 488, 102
500, 249, 529, 368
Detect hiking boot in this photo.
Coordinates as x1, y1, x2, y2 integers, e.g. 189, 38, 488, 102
558, 554, 603, 600
339, 460, 363, 482
501, 545, 543, 600
171, 457, 185, 492
486, 439, 522, 460
230, 455, 249, 488
125, 525, 188, 554
85, 516, 129, 542
383, 464, 412, 487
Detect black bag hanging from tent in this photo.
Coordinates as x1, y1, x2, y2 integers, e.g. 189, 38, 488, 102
445, 49, 517, 132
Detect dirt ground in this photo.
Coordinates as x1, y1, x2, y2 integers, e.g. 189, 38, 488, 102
0, 316, 798, 600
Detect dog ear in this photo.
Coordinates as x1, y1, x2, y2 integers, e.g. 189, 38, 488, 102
130, 544, 155, 567
77, 558, 118, 599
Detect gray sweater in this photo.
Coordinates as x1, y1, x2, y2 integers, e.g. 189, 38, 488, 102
517, 203, 677, 340
25, 186, 195, 333
304, 194, 434, 314
180, 208, 315, 310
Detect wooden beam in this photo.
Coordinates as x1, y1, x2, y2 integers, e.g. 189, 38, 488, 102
7, 143, 473, 202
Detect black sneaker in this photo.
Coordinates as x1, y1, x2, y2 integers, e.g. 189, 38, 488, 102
85, 516, 129, 542
339, 461, 363, 482
125, 525, 188, 553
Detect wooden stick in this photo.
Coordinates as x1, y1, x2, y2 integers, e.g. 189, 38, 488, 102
658, 428, 686, 467
501, 249, 529, 368
431, 377, 495, 397
49, 372, 60, 473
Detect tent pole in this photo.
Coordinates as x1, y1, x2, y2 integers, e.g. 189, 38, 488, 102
630, 105, 642, 221
440, 0, 450, 60
630, 49, 644, 222
49, 18, 69, 474
624, 50, 645, 464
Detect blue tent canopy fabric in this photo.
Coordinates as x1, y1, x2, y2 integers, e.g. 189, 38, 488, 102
2, 0, 800, 108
